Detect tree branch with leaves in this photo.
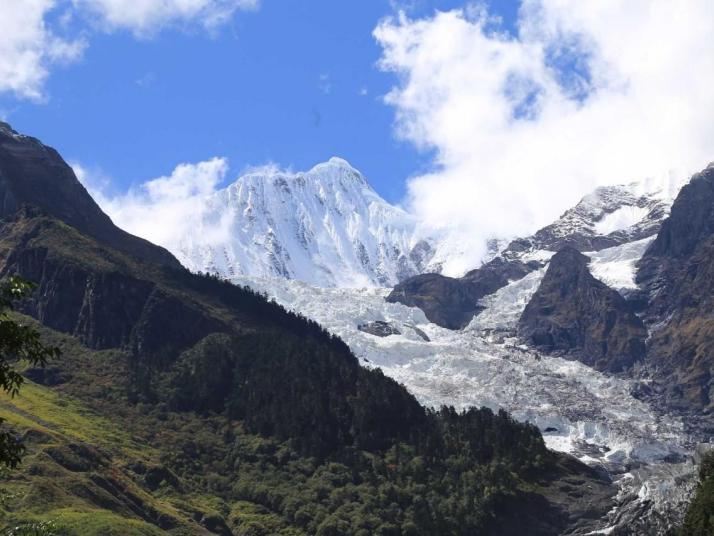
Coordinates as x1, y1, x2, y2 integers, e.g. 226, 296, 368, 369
0, 276, 60, 468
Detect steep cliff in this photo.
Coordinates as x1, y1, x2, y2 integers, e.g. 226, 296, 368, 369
0, 122, 179, 268
637, 164, 714, 411
518, 247, 646, 372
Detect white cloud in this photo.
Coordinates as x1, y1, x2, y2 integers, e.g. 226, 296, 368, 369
318, 73, 332, 95
0, 0, 85, 100
75, 158, 231, 251
73, 0, 260, 36
375, 1, 714, 275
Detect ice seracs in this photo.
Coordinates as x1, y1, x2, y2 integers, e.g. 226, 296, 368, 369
175, 157, 435, 287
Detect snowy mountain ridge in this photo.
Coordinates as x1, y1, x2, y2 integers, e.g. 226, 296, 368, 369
499, 181, 674, 264
176, 157, 435, 287
174, 157, 679, 288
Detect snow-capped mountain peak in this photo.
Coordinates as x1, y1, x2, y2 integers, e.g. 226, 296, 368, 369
176, 158, 434, 287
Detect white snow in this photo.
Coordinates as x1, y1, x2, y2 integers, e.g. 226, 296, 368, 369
588, 236, 655, 290
175, 158, 434, 287
594, 205, 650, 235
527, 182, 669, 252
467, 267, 547, 331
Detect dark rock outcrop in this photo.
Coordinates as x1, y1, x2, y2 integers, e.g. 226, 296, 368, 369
388, 257, 539, 329
636, 164, 714, 411
357, 320, 401, 337
518, 247, 646, 372
409, 324, 431, 342
0, 211, 226, 361
0, 122, 179, 268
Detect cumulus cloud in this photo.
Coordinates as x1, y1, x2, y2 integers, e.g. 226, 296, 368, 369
375, 1, 714, 275
318, 73, 332, 95
73, 0, 260, 36
0, 0, 86, 100
75, 158, 230, 251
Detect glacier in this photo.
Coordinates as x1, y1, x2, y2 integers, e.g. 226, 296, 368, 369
232, 237, 698, 533
587, 236, 655, 291
166, 161, 697, 532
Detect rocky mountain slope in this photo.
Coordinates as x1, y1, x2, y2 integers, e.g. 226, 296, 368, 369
175, 157, 435, 287
499, 163, 714, 416
388, 181, 671, 328
517, 247, 646, 372
508, 182, 669, 253
636, 164, 714, 413
0, 122, 178, 268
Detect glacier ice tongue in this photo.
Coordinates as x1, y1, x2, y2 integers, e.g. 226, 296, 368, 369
234, 275, 690, 464
232, 263, 697, 533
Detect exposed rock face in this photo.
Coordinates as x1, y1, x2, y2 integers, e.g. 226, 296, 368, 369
518, 247, 646, 372
357, 320, 401, 337
389, 182, 669, 330
0, 211, 227, 362
387, 257, 539, 329
637, 164, 714, 411
387, 273, 481, 330
0, 122, 179, 269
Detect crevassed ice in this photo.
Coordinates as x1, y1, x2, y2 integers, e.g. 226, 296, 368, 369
234, 274, 688, 468
467, 267, 547, 331
233, 245, 693, 530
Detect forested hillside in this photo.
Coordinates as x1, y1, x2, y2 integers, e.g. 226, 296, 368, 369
0, 123, 614, 534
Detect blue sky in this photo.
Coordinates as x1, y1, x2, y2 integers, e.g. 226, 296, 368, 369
0, 0, 519, 204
